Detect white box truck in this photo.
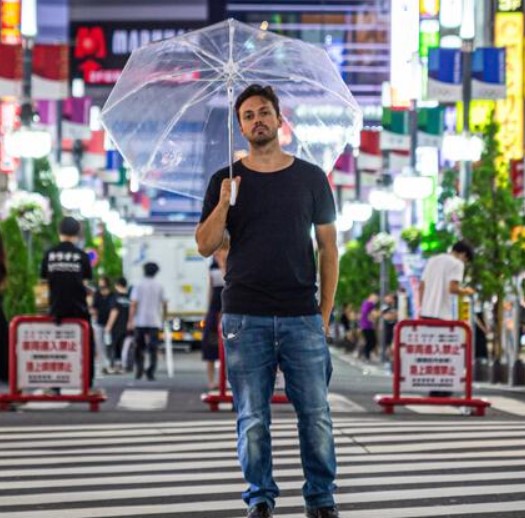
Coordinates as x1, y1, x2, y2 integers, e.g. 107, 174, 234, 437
123, 234, 209, 348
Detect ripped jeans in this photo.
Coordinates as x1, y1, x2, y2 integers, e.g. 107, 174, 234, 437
222, 313, 337, 510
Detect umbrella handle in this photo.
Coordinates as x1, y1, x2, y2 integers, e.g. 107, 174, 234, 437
230, 179, 237, 206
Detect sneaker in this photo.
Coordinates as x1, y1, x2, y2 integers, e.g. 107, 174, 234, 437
305, 505, 339, 518
247, 502, 273, 518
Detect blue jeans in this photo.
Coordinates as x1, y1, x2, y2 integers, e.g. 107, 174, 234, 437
222, 313, 337, 510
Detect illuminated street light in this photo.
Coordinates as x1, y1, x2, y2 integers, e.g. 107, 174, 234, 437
343, 200, 373, 222
393, 167, 434, 200
5, 128, 52, 159
369, 188, 406, 212
442, 134, 484, 162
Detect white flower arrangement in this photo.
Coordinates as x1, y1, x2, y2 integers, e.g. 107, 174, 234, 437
366, 232, 396, 263
443, 196, 466, 224
4, 190, 52, 232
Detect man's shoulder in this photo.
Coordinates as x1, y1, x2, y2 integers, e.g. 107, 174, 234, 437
292, 157, 324, 175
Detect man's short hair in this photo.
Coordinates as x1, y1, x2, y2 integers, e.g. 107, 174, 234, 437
234, 84, 280, 122
116, 277, 128, 288
452, 240, 474, 262
143, 262, 159, 277
59, 216, 81, 237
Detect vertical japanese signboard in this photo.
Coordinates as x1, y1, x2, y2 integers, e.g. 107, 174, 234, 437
17, 321, 83, 389
495, 11, 524, 163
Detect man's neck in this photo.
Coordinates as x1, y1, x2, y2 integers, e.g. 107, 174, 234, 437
59, 236, 77, 244
243, 142, 293, 172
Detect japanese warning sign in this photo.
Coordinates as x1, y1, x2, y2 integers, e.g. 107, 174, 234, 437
17, 321, 83, 389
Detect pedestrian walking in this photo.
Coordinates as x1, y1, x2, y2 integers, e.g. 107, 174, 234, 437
196, 84, 340, 518
359, 292, 379, 361
105, 277, 131, 372
40, 216, 101, 395
91, 275, 115, 374
419, 240, 475, 320
128, 262, 167, 381
202, 242, 228, 390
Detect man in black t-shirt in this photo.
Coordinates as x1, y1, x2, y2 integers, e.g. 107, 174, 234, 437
105, 277, 131, 372
40, 217, 98, 393
196, 85, 339, 518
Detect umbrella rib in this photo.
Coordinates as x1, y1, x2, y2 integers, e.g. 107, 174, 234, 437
177, 38, 226, 70
102, 67, 219, 114
144, 81, 226, 172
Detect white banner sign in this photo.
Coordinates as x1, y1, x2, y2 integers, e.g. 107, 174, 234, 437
17, 322, 84, 389
399, 324, 466, 393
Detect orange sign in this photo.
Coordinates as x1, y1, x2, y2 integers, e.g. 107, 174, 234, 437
0, 0, 21, 45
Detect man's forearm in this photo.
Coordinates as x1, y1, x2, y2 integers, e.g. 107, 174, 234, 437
318, 246, 339, 326
195, 203, 229, 257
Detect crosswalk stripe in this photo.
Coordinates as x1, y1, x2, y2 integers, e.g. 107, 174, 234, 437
280, 501, 525, 518
486, 395, 525, 416
405, 404, 461, 414
327, 392, 365, 412
116, 389, 168, 410
3, 468, 525, 492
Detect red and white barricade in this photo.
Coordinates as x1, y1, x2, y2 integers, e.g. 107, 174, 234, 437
201, 326, 288, 411
375, 319, 491, 416
0, 316, 106, 412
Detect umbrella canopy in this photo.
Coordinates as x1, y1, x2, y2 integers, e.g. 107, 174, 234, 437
101, 18, 362, 199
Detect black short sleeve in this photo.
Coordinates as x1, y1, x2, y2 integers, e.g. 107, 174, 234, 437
40, 252, 48, 279
313, 169, 336, 225
199, 172, 224, 223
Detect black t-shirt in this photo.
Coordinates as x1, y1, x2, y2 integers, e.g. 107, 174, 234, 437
200, 158, 336, 316
40, 241, 92, 319
93, 291, 114, 325
110, 292, 131, 336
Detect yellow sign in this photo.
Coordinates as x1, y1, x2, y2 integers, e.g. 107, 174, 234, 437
495, 12, 524, 163
458, 297, 471, 323
498, 0, 523, 12
419, 0, 439, 17
0, 0, 21, 45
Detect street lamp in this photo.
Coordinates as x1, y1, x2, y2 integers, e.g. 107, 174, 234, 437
393, 166, 434, 200
459, 0, 475, 199
369, 174, 404, 364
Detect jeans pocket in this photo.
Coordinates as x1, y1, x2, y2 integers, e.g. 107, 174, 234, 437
221, 314, 245, 341
300, 314, 325, 335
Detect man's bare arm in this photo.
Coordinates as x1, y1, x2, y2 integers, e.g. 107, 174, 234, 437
195, 177, 240, 257
315, 223, 338, 333
449, 280, 475, 296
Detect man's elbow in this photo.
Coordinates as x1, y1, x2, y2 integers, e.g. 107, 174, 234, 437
196, 243, 213, 258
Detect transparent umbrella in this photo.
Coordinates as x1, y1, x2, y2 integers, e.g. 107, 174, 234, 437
100, 18, 362, 200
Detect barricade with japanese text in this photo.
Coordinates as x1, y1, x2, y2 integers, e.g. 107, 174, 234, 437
0, 316, 106, 412
201, 325, 288, 411
375, 319, 490, 416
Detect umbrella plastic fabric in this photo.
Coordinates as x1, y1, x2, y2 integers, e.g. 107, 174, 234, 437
101, 18, 362, 199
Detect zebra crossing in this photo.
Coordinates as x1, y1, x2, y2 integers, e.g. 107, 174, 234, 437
1, 417, 525, 517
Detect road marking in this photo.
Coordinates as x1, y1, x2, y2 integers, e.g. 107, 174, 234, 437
116, 389, 168, 410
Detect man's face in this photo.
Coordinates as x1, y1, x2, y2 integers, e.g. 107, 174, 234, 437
238, 95, 281, 146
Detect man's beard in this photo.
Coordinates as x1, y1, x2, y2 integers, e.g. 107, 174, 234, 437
248, 126, 279, 147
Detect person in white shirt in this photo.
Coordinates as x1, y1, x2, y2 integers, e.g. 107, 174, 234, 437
128, 262, 168, 381
419, 241, 475, 398
419, 241, 475, 320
